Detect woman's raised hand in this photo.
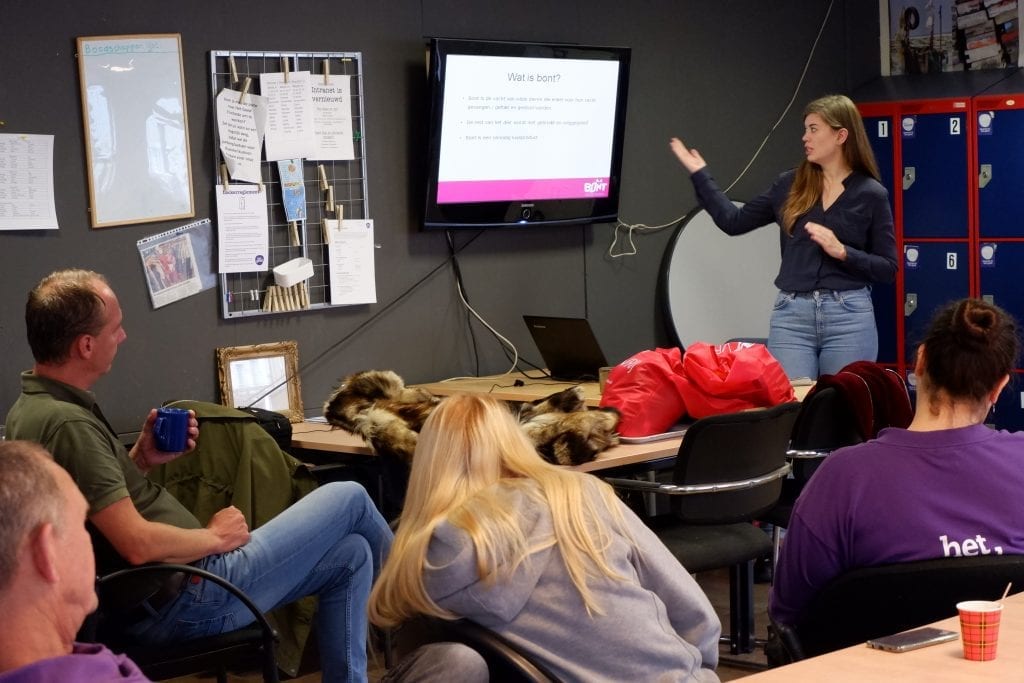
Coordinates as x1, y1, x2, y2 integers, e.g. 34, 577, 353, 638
669, 137, 707, 174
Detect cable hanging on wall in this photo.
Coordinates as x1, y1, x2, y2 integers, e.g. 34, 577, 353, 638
608, 0, 836, 258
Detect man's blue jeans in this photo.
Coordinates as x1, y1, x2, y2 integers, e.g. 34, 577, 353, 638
767, 286, 878, 380
127, 481, 393, 683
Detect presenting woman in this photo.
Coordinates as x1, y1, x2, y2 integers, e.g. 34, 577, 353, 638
670, 94, 897, 379
770, 298, 1024, 626
369, 393, 721, 683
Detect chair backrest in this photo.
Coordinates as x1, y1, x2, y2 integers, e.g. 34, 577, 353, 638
794, 362, 912, 446
790, 555, 1024, 657
671, 401, 800, 523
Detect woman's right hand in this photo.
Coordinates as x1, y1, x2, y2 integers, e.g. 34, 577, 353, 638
669, 137, 707, 174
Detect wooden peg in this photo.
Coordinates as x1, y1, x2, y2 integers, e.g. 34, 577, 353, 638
238, 76, 252, 103
228, 55, 239, 84
318, 164, 329, 191
335, 202, 344, 221
290, 221, 300, 247
326, 185, 334, 209
282, 56, 290, 83
323, 58, 331, 85
220, 163, 231, 188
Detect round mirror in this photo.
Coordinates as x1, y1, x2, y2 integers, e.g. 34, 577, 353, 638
660, 201, 782, 348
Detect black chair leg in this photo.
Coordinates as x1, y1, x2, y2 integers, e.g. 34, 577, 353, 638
729, 560, 756, 654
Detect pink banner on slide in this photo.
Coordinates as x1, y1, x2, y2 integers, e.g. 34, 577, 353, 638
437, 177, 610, 203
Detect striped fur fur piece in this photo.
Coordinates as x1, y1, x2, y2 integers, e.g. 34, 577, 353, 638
323, 370, 619, 466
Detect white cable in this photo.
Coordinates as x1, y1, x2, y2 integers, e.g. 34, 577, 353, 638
445, 272, 521, 379
608, 0, 835, 259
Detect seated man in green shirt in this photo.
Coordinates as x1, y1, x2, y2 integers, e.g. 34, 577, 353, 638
6, 269, 393, 683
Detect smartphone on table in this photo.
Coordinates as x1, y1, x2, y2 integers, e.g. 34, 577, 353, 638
866, 627, 959, 652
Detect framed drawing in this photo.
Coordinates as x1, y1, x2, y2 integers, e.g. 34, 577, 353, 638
216, 341, 304, 422
77, 34, 195, 228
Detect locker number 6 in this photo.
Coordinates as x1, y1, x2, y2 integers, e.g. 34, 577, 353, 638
947, 252, 958, 269
950, 117, 961, 135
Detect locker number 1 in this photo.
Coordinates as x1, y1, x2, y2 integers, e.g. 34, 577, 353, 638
950, 117, 961, 135
947, 252, 958, 269
878, 120, 889, 138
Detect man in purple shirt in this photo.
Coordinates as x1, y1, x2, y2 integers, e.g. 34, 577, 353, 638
0, 441, 150, 682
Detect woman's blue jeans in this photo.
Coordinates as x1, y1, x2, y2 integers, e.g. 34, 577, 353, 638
127, 481, 393, 683
767, 286, 878, 380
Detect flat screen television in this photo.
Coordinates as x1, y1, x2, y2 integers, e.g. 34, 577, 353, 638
422, 38, 631, 229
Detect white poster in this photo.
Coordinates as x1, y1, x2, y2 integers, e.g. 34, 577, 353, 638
328, 218, 376, 305
260, 71, 317, 161
216, 88, 268, 183
216, 185, 269, 273
0, 133, 58, 230
310, 74, 356, 160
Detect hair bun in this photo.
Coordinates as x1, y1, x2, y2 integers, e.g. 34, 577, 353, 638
956, 299, 997, 341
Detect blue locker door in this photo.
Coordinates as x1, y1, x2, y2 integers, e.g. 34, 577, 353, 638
864, 115, 896, 214
900, 112, 969, 238
992, 376, 1024, 432
979, 241, 1024, 328
980, 242, 1024, 430
978, 108, 1024, 238
902, 242, 970, 364
872, 282, 898, 365
864, 115, 897, 363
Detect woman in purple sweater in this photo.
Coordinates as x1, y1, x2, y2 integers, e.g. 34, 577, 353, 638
770, 297, 1023, 625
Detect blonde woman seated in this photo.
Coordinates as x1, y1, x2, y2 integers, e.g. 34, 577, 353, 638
370, 393, 721, 682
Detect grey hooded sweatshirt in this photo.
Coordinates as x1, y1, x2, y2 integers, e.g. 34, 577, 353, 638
422, 481, 722, 682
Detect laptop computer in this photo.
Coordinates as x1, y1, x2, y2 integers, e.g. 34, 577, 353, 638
523, 315, 609, 382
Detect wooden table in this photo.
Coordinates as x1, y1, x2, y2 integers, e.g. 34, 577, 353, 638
292, 420, 681, 473
414, 374, 602, 407
293, 374, 808, 473
743, 592, 1024, 681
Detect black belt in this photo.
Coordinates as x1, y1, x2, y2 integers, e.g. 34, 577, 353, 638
123, 571, 188, 625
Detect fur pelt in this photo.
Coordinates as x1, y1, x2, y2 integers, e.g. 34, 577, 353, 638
323, 370, 620, 466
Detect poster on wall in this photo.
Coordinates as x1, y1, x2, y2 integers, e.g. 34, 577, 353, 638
883, 1, 1024, 75
77, 34, 195, 227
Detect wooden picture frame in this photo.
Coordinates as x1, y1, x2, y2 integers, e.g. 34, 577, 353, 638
77, 34, 195, 227
216, 341, 304, 423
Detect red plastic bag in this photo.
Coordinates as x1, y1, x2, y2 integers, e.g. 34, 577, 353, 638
681, 341, 795, 419
599, 347, 691, 436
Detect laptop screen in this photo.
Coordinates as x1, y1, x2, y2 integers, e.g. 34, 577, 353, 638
523, 315, 608, 381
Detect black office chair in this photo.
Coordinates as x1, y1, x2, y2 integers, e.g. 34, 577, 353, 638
89, 564, 280, 683
760, 386, 862, 567
606, 401, 800, 654
761, 362, 913, 567
768, 555, 1024, 665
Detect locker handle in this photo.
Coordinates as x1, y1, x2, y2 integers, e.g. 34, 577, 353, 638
904, 293, 918, 317
979, 164, 993, 189
903, 167, 916, 190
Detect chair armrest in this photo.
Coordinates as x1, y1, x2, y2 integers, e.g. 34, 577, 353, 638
605, 462, 791, 496
786, 449, 831, 460
421, 617, 559, 682
97, 563, 278, 643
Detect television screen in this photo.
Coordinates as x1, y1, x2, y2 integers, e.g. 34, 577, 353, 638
423, 38, 631, 229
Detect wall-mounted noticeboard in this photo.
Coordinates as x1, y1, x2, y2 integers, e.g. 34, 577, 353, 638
77, 34, 195, 228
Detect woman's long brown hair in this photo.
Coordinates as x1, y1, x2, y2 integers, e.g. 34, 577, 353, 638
780, 95, 881, 234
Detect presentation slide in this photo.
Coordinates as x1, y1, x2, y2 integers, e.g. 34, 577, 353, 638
437, 54, 620, 203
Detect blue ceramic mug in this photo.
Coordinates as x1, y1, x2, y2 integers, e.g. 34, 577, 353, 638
153, 407, 189, 452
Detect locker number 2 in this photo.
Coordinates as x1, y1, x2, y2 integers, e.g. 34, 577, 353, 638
950, 117, 961, 135
947, 252, 958, 269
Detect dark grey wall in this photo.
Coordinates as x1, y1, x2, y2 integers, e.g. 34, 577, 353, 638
0, 0, 879, 434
